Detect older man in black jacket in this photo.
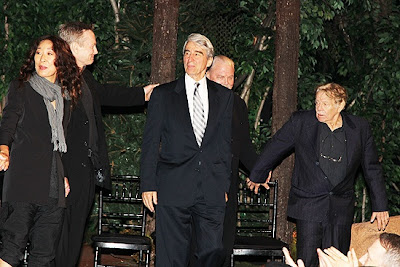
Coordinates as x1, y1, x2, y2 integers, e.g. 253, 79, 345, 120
249, 83, 389, 267
55, 22, 156, 267
141, 34, 233, 266
206, 55, 258, 266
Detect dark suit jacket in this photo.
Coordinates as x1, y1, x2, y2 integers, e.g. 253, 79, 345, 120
0, 80, 70, 204
62, 70, 145, 205
140, 76, 234, 207
250, 110, 388, 225
229, 94, 258, 203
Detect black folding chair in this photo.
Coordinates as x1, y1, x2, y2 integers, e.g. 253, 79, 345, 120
91, 175, 151, 267
231, 180, 288, 266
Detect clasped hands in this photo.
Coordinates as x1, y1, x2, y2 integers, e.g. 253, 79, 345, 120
246, 171, 272, 194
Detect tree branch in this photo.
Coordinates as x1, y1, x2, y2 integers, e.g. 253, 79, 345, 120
240, 68, 255, 105
110, 0, 120, 43
254, 87, 270, 130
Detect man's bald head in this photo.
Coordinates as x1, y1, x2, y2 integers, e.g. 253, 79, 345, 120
207, 55, 235, 89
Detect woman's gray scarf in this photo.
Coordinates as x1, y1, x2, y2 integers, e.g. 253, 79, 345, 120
29, 72, 68, 152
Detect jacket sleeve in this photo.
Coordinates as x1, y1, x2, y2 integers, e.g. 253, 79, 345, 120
0, 81, 24, 146
361, 120, 388, 212
222, 90, 234, 193
250, 112, 297, 183
237, 98, 258, 173
140, 87, 163, 192
83, 70, 145, 107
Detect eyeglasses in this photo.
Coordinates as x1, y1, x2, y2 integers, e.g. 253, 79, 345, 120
320, 153, 342, 162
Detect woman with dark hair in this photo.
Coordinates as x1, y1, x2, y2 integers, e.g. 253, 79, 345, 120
0, 35, 81, 266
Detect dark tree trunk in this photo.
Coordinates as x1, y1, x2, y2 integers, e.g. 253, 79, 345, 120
150, 0, 179, 84
147, 1, 179, 265
272, 0, 300, 245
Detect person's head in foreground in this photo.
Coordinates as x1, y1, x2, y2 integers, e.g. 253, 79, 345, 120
359, 232, 400, 266
283, 233, 400, 267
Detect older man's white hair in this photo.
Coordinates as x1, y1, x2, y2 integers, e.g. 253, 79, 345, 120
183, 33, 214, 59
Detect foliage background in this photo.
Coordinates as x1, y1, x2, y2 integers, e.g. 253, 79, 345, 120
1, 0, 399, 241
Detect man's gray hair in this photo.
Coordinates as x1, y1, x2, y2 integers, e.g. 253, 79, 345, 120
183, 33, 214, 58
58, 22, 93, 45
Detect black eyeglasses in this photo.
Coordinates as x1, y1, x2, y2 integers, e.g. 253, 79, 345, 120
320, 153, 342, 162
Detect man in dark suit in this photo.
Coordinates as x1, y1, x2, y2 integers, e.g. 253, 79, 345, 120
206, 55, 258, 266
55, 22, 156, 266
248, 83, 389, 267
140, 34, 234, 266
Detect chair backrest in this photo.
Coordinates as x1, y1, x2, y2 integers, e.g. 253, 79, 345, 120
236, 180, 278, 238
98, 175, 146, 236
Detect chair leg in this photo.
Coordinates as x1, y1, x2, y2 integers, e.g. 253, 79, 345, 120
94, 246, 100, 267
145, 250, 150, 267
22, 245, 29, 266
139, 250, 143, 267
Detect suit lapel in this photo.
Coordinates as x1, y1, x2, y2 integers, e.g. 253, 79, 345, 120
342, 113, 358, 168
174, 77, 198, 145
202, 79, 220, 145
305, 112, 321, 161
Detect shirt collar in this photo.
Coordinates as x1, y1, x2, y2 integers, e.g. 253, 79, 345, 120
185, 74, 207, 90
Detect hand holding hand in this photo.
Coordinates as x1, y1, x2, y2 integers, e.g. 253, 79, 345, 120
246, 171, 272, 194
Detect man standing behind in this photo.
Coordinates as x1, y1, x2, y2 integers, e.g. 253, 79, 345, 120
206, 55, 258, 266
55, 22, 156, 266
140, 34, 233, 266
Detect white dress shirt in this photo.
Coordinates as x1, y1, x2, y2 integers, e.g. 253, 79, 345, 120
185, 74, 209, 128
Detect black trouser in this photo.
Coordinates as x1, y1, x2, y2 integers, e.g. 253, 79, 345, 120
221, 186, 238, 267
296, 219, 352, 267
54, 176, 95, 267
0, 199, 64, 267
189, 195, 237, 267
156, 198, 226, 267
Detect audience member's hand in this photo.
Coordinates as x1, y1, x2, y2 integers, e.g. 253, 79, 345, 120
142, 191, 158, 212
64, 177, 70, 197
225, 192, 228, 202
370, 211, 389, 231
245, 171, 272, 194
143, 84, 159, 101
318, 247, 359, 267
282, 247, 305, 267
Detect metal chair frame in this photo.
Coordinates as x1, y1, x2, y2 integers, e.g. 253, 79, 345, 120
230, 180, 287, 266
92, 175, 151, 267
